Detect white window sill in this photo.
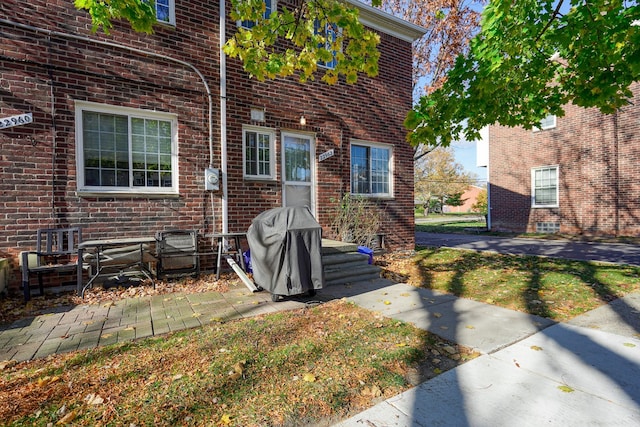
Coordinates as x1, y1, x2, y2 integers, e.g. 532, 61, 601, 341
77, 191, 180, 199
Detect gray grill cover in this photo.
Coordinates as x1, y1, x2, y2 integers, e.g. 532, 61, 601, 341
247, 206, 324, 295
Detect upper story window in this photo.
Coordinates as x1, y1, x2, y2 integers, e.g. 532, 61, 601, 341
315, 20, 339, 69
243, 125, 276, 180
350, 140, 392, 197
531, 166, 559, 207
75, 102, 178, 195
534, 114, 556, 131
153, 0, 175, 25
239, 0, 275, 29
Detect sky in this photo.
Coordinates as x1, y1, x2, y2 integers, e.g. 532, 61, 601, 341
451, 140, 487, 185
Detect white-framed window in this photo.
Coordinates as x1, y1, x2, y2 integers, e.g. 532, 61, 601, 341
533, 114, 556, 131
239, 0, 275, 29
243, 125, 276, 180
154, 0, 175, 26
350, 140, 393, 197
531, 166, 559, 207
315, 20, 339, 69
75, 101, 178, 195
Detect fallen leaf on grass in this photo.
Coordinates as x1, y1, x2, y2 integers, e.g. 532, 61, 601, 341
302, 373, 316, 382
84, 393, 104, 405
228, 361, 246, 380
37, 375, 61, 387
361, 384, 382, 397
56, 410, 77, 425
219, 414, 232, 425
0, 360, 17, 370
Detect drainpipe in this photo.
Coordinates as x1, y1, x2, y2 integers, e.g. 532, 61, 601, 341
485, 131, 491, 230
613, 111, 620, 236
220, 0, 229, 234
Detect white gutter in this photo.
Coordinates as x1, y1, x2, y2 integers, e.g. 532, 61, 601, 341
344, 0, 427, 42
220, 0, 229, 234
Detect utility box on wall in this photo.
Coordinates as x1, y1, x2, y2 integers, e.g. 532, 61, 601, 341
204, 168, 220, 191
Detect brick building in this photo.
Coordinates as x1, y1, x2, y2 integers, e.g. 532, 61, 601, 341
0, 0, 424, 292
443, 185, 484, 214
486, 82, 640, 237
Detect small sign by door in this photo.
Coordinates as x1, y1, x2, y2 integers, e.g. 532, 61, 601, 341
319, 149, 334, 162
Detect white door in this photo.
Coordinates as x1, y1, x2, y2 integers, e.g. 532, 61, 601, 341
282, 132, 315, 214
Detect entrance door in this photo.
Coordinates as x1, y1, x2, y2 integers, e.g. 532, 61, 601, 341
282, 132, 315, 214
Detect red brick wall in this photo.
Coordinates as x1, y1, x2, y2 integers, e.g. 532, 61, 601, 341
0, 0, 415, 291
488, 82, 640, 237
444, 186, 484, 213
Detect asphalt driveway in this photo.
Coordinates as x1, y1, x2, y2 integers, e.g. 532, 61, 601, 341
416, 232, 640, 266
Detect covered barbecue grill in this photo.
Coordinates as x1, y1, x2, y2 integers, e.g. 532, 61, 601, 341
247, 206, 324, 301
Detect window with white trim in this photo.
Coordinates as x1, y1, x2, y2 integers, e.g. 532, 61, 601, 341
154, 0, 175, 25
534, 114, 556, 131
75, 102, 178, 194
350, 141, 392, 197
315, 20, 339, 69
239, 0, 275, 29
243, 126, 276, 180
531, 166, 559, 207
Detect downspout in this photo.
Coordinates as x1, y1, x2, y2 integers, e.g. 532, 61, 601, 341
485, 132, 492, 230
0, 19, 215, 200
613, 111, 620, 236
220, 0, 229, 234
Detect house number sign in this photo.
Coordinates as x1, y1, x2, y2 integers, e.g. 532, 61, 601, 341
0, 113, 33, 129
319, 149, 335, 162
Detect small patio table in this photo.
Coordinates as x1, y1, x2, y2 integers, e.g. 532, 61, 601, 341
78, 236, 157, 297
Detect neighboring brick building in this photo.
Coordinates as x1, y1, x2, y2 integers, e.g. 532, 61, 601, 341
486, 82, 640, 237
0, 0, 424, 292
443, 185, 484, 213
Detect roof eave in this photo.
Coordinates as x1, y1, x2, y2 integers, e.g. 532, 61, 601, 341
344, 0, 427, 42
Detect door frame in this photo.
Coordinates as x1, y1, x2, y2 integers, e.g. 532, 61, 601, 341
281, 131, 316, 216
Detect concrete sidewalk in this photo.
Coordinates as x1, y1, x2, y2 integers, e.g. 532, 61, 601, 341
334, 282, 640, 427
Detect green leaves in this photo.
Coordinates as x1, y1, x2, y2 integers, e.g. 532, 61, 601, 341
224, 0, 380, 84
75, 0, 381, 85
406, 0, 640, 148
74, 0, 157, 34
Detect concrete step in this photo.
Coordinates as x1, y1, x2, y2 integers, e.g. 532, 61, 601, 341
319, 239, 381, 286
322, 251, 371, 267
324, 263, 381, 287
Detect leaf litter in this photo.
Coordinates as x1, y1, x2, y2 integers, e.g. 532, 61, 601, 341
0, 297, 479, 426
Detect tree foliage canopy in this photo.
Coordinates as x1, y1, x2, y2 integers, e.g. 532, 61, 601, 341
405, 0, 640, 148
75, 0, 386, 85
414, 146, 476, 207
